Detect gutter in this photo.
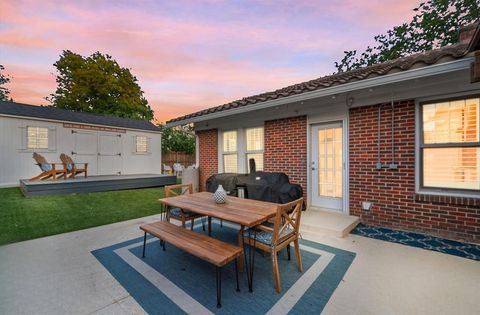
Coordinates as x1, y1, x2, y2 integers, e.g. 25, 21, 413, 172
166, 57, 473, 127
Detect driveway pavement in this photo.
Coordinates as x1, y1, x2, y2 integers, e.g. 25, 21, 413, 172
0, 214, 479, 314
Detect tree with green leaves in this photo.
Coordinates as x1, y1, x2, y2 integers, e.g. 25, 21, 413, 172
0, 65, 12, 101
47, 50, 153, 120
159, 124, 195, 154
335, 0, 480, 72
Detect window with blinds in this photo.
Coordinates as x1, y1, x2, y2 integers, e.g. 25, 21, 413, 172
27, 126, 48, 149
421, 97, 480, 192
246, 127, 264, 171
135, 136, 148, 153
223, 131, 238, 173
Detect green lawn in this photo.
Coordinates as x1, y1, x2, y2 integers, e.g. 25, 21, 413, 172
0, 187, 165, 245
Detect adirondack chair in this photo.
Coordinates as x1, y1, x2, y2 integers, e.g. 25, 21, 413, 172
31, 153, 67, 180
59, 153, 88, 178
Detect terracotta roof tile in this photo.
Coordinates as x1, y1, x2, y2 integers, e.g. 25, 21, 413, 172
167, 23, 479, 125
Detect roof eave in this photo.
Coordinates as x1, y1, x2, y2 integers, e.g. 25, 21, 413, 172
0, 113, 162, 134
166, 57, 473, 128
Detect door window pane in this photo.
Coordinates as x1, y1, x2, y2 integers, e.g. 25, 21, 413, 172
318, 126, 342, 198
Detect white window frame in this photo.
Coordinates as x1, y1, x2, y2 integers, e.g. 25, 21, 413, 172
27, 126, 49, 150
415, 93, 480, 198
221, 130, 239, 173
218, 126, 264, 173
245, 127, 264, 172
134, 135, 148, 154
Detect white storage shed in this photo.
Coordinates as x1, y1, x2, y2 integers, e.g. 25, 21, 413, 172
0, 101, 163, 187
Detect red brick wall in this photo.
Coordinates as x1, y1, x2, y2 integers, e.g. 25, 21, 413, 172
264, 116, 308, 199
196, 129, 218, 191
349, 100, 480, 243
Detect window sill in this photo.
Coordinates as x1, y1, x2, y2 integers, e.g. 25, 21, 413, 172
414, 191, 480, 206
19, 149, 55, 153
132, 152, 151, 155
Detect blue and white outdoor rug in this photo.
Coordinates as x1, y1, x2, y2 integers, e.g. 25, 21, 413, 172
352, 224, 480, 261
92, 223, 355, 314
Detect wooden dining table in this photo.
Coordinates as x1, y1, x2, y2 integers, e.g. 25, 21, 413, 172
159, 191, 279, 292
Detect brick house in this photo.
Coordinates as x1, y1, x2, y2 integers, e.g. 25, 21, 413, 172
167, 23, 480, 244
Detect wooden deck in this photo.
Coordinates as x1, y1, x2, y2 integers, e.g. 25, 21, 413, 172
19, 174, 177, 197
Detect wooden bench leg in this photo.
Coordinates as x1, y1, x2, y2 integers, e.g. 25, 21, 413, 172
142, 232, 147, 258
216, 266, 222, 308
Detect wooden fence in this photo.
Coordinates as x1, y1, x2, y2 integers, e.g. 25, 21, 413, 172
162, 151, 195, 168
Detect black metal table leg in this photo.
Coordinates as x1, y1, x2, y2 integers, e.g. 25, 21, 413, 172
216, 266, 222, 308
287, 244, 291, 260
235, 259, 240, 292
142, 232, 147, 258
243, 228, 257, 292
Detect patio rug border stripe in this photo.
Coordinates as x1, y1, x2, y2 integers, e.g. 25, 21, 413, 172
352, 223, 480, 261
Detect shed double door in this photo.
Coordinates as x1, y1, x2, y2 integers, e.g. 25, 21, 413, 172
73, 131, 122, 175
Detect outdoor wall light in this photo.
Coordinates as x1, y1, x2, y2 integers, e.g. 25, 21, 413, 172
361, 201, 373, 211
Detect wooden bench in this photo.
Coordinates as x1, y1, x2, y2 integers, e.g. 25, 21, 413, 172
140, 220, 243, 308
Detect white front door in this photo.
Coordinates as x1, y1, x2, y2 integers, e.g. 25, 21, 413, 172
311, 122, 344, 211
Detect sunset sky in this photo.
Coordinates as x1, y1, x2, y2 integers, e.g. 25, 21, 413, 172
0, 0, 420, 123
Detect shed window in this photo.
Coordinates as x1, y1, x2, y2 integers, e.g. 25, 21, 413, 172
420, 97, 480, 192
222, 131, 238, 173
245, 127, 264, 172
135, 136, 148, 153
27, 127, 48, 149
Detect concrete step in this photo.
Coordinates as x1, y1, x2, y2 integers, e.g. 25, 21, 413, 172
300, 208, 360, 238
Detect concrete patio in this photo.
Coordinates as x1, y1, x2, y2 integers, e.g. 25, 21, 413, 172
0, 214, 479, 315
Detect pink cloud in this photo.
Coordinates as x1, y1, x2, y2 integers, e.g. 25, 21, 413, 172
0, 31, 50, 49
1, 0, 420, 122
7, 65, 56, 105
